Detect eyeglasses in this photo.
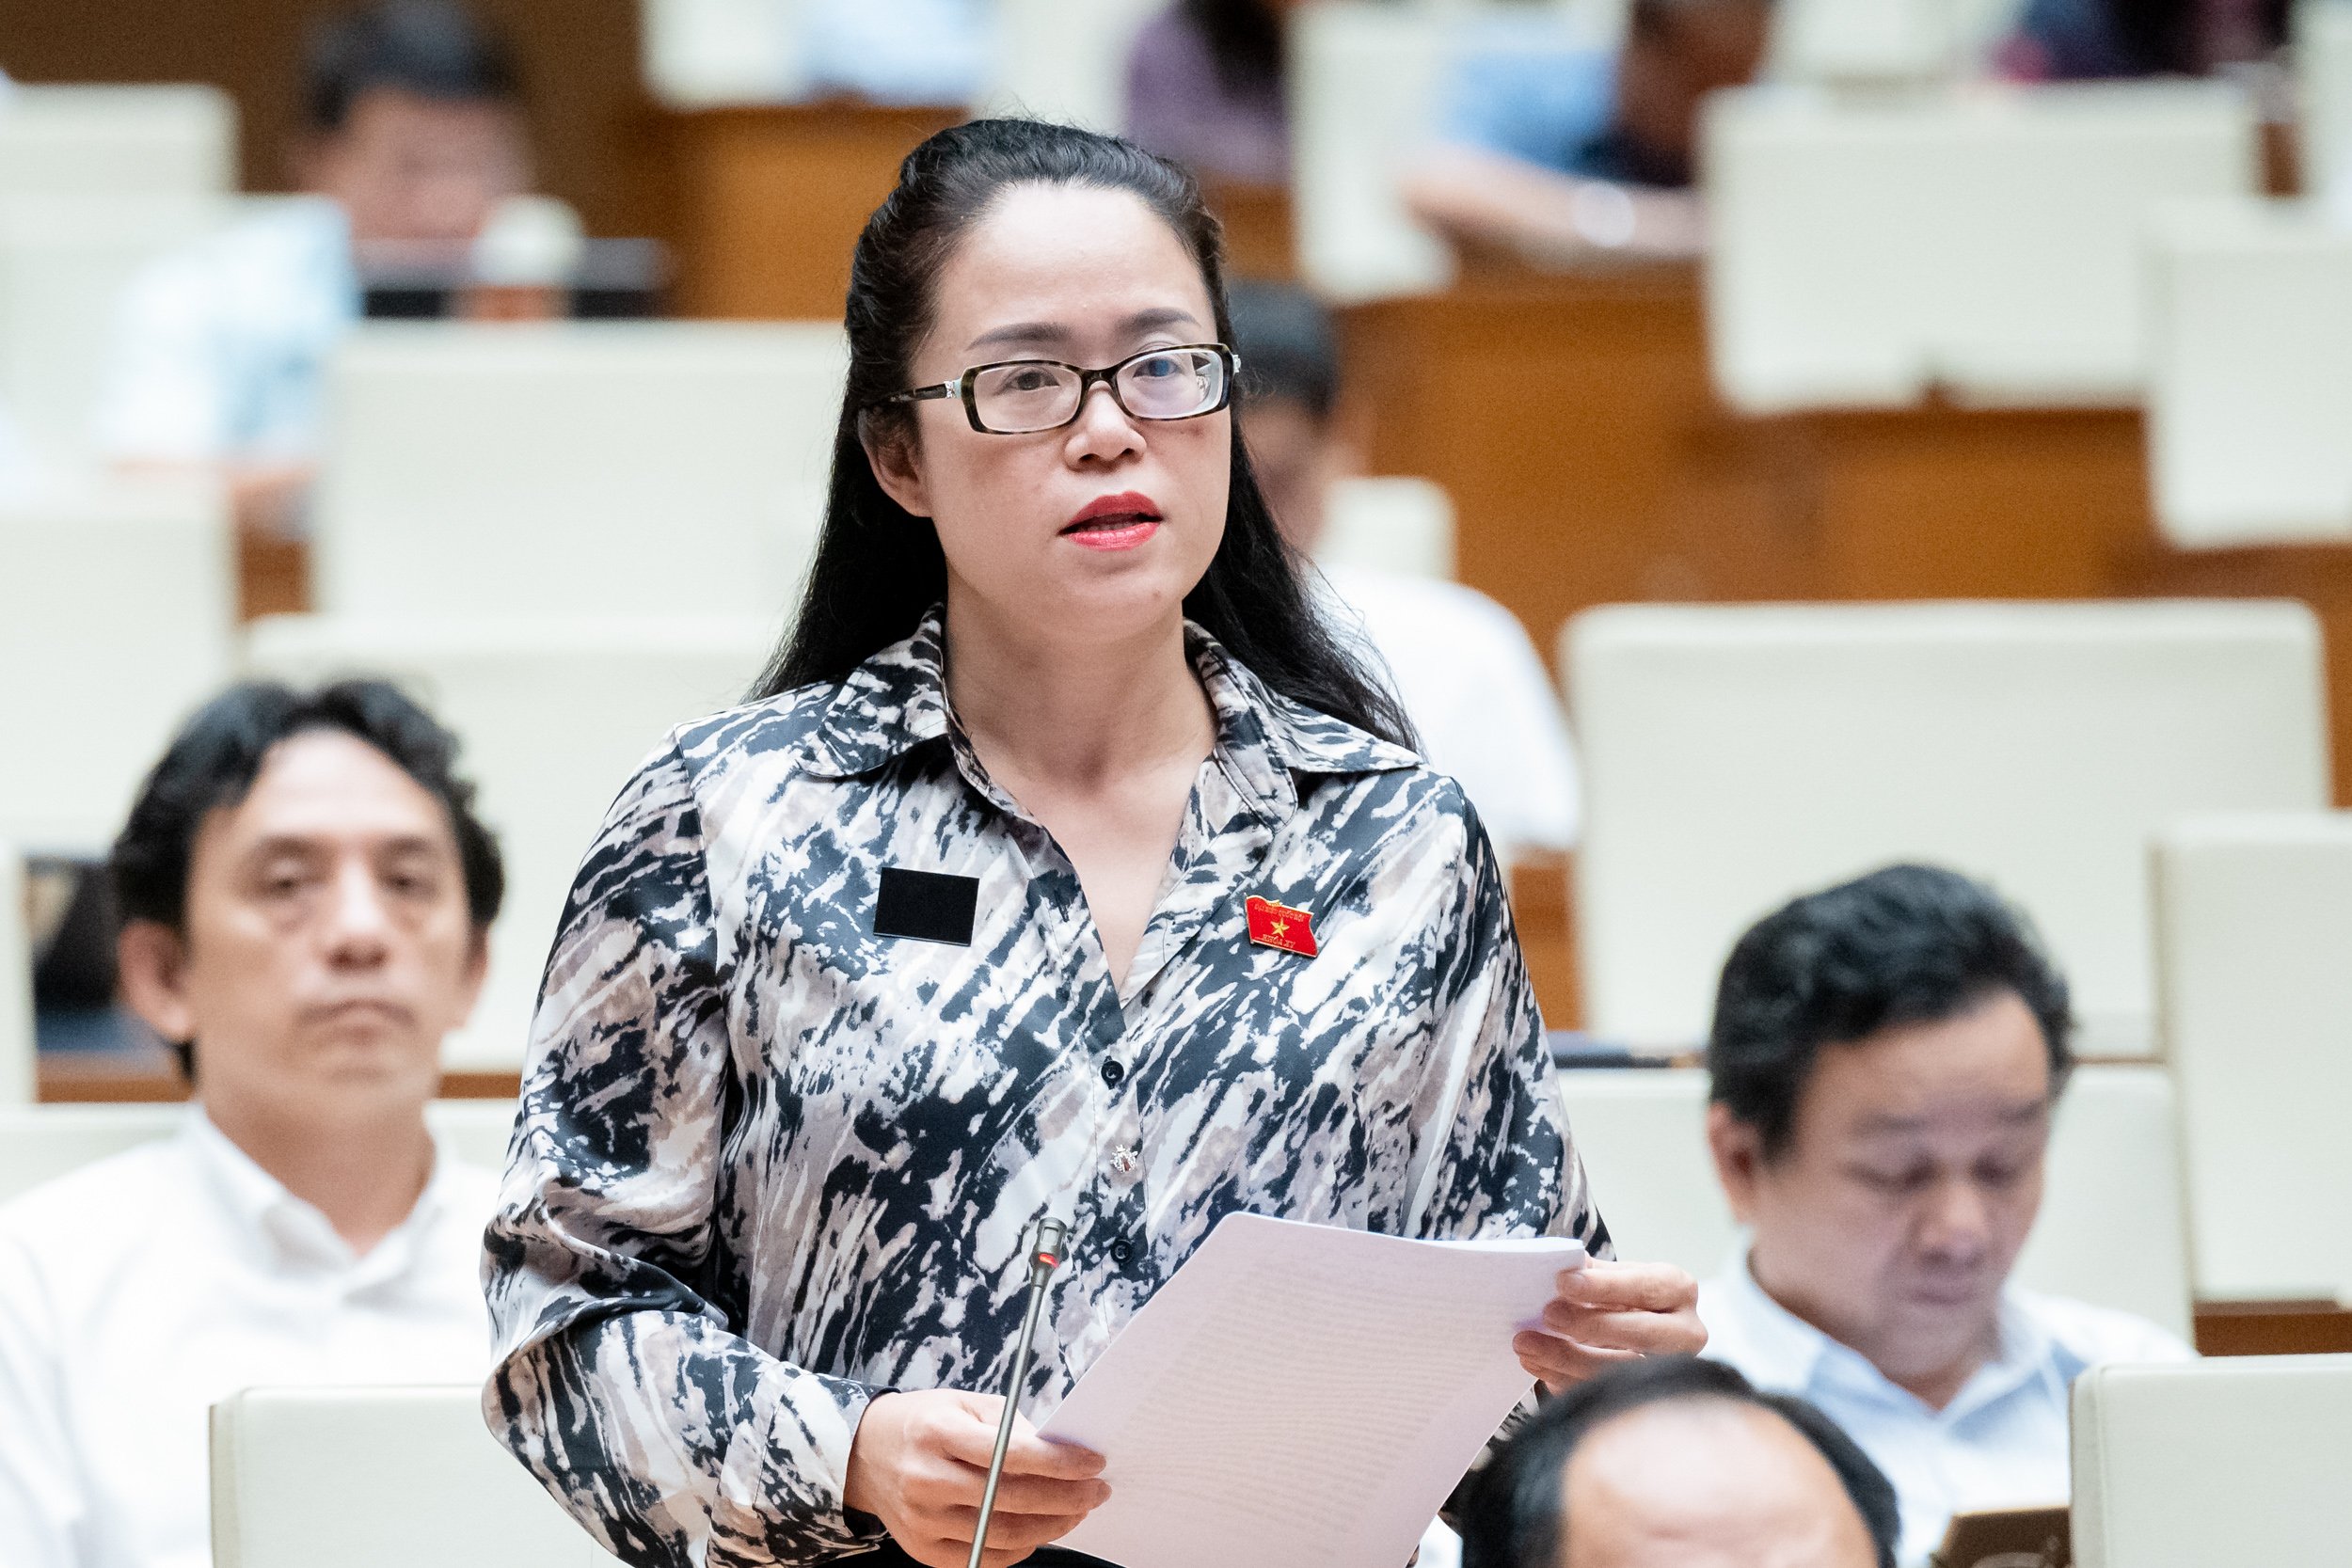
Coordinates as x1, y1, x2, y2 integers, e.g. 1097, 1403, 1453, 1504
881, 343, 1239, 435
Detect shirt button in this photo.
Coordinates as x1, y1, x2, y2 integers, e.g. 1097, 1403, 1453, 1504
1109, 1239, 1135, 1266
1100, 1059, 1126, 1088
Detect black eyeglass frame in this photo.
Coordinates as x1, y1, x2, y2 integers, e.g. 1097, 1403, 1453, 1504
878, 343, 1241, 435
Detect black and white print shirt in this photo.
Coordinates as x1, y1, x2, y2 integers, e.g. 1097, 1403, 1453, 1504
483, 608, 1607, 1568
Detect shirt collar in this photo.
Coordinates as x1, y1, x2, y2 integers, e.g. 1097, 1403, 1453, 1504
184, 1103, 459, 1275
1715, 1245, 2053, 1419
1714, 1243, 1836, 1390
795, 606, 1418, 813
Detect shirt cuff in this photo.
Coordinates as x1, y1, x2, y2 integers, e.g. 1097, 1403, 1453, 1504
711, 1370, 892, 1562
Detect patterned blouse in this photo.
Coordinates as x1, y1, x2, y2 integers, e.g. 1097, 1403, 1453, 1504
482, 609, 1606, 1567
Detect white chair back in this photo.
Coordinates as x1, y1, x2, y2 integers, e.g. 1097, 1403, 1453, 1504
2072, 1354, 2352, 1568
1561, 1065, 2194, 1338
0, 1103, 175, 1199
1313, 475, 1456, 580
428, 1098, 524, 1170
1766, 0, 2033, 79
2153, 813, 2352, 1304
1289, 2, 1458, 302
0, 844, 30, 1107
312, 322, 844, 621
1704, 80, 2258, 411
0, 195, 227, 470
242, 615, 774, 1070
211, 1385, 622, 1567
0, 1101, 520, 1204
0, 85, 235, 201
640, 0, 804, 106
1565, 601, 2329, 1051
2146, 198, 2352, 547
2301, 0, 2352, 224
984, 0, 1165, 131
1770, 0, 1963, 83
0, 483, 237, 853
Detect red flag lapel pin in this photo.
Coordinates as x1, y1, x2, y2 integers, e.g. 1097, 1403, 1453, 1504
1246, 895, 1318, 958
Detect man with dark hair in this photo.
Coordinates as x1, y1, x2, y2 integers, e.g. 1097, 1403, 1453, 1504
0, 681, 507, 1568
1459, 1355, 1899, 1568
1227, 279, 1581, 866
1696, 863, 2190, 1566
96, 0, 532, 527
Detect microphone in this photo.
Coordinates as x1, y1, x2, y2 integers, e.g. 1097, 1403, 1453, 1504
968, 1215, 1070, 1568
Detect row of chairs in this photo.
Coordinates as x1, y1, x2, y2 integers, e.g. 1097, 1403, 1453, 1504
0, 446, 2323, 1034
1, 1084, 2340, 1563
194, 1356, 2352, 1568
3, 441, 2345, 1299
5, 742, 2346, 1319
0, 1100, 518, 1197
0, 1079, 2311, 1562
9, 46, 2349, 543
0, 1062, 2196, 1331
1293, 1, 2352, 544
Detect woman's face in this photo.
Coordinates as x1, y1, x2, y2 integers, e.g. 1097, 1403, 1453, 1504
870, 182, 1231, 652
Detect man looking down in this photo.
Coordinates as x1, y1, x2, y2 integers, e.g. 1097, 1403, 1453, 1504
1696, 863, 2192, 1565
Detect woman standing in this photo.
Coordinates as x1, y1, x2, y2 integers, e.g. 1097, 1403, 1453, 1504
484, 119, 1701, 1568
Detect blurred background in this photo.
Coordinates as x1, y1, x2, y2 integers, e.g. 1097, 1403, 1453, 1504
3, 0, 2349, 1347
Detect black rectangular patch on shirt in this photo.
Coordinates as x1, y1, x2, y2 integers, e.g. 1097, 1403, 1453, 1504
872, 867, 979, 946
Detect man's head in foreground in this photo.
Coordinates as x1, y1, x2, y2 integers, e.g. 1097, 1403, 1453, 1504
1460, 1355, 1898, 1568
108, 679, 501, 1137
1706, 863, 2074, 1407
296, 0, 531, 248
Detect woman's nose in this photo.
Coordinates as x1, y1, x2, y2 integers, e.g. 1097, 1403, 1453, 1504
1063, 381, 1145, 463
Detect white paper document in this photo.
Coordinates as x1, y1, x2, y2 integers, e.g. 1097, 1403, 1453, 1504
1037, 1212, 1586, 1568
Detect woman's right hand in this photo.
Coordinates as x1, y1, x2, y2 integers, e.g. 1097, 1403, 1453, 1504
843, 1388, 1110, 1568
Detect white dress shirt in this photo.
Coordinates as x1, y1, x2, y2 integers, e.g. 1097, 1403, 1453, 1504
1699, 1251, 2195, 1566
1318, 564, 1582, 863
92, 197, 358, 467
0, 1109, 499, 1568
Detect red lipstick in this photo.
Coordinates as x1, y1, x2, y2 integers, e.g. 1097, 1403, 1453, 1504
1061, 490, 1163, 552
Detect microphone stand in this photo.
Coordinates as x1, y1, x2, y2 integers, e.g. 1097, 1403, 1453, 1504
968, 1216, 1070, 1568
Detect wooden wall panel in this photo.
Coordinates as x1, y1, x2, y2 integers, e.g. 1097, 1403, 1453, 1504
0, 0, 658, 238
1342, 266, 1812, 660
659, 103, 962, 321
1772, 406, 2153, 603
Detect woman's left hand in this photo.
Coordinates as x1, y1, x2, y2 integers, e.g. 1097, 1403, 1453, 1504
1512, 1259, 1708, 1393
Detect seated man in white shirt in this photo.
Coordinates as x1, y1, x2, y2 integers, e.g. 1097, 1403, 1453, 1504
0, 679, 509, 1568
1457, 1355, 1899, 1568
1695, 863, 2194, 1566
94, 0, 531, 535
1228, 280, 1582, 864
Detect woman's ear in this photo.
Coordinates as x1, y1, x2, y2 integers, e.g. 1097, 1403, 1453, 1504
862, 415, 933, 519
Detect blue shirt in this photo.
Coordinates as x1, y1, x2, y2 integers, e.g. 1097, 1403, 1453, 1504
1437, 22, 1682, 185
93, 197, 358, 466
1701, 1250, 2195, 1566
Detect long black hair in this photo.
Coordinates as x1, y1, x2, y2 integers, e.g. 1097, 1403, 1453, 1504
753, 118, 1414, 751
